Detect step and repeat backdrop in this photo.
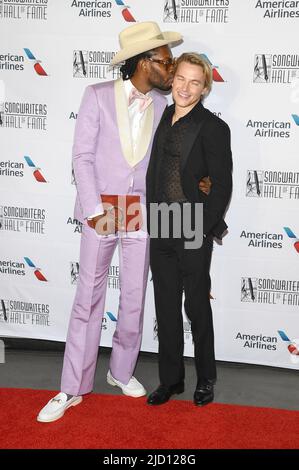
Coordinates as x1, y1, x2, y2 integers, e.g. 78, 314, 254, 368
0, 0, 298, 369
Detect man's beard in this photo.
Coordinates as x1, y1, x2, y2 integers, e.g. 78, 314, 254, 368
154, 79, 173, 92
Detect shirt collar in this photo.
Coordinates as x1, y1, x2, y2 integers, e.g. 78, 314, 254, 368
170, 99, 203, 123
123, 79, 151, 103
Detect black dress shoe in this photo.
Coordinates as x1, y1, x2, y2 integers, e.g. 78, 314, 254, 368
147, 382, 184, 405
193, 383, 214, 406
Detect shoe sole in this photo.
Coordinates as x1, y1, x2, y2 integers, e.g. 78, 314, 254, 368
193, 398, 214, 407
37, 396, 83, 423
107, 374, 146, 398
147, 387, 185, 405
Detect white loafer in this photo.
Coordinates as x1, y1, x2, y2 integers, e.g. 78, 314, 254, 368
37, 392, 83, 423
107, 370, 146, 397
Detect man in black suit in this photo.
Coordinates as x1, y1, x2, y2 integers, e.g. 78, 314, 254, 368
146, 53, 232, 406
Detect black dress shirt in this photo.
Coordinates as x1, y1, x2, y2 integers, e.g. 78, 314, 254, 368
156, 109, 194, 203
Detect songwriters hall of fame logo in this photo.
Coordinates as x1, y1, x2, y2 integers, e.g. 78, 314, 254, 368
0, 298, 50, 326
246, 170, 299, 199
71, 168, 76, 185
0, 205, 46, 234
0, 0, 48, 20
163, 0, 229, 23
241, 277, 299, 306
164, 0, 180, 22
253, 54, 299, 84
241, 278, 258, 303
246, 170, 263, 197
70, 262, 79, 285
73, 50, 120, 80
0, 101, 4, 127
253, 54, 271, 83
0, 299, 8, 322
0, 100, 47, 130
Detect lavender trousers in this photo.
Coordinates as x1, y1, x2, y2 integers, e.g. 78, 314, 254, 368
61, 222, 149, 396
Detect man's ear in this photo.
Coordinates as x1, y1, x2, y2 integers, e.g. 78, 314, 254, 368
202, 87, 208, 97
138, 58, 148, 72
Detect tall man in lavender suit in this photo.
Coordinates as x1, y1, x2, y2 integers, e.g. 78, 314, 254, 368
37, 21, 182, 423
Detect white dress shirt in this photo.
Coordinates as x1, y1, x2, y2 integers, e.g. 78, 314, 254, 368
87, 79, 150, 220
124, 78, 150, 153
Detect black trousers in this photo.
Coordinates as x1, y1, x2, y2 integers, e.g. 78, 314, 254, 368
150, 233, 216, 387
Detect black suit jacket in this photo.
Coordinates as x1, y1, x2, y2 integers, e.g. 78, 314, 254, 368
146, 101, 233, 239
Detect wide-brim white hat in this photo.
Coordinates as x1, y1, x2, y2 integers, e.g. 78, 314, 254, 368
111, 21, 182, 66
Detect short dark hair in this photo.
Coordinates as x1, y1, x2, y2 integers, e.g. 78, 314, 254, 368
120, 49, 156, 80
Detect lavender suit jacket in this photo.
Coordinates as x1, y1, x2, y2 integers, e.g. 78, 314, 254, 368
72, 79, 167, 224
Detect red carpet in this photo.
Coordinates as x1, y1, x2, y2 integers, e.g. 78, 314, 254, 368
0, 388, 298, 449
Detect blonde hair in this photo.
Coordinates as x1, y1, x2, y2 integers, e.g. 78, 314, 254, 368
174, 52, 213, 96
